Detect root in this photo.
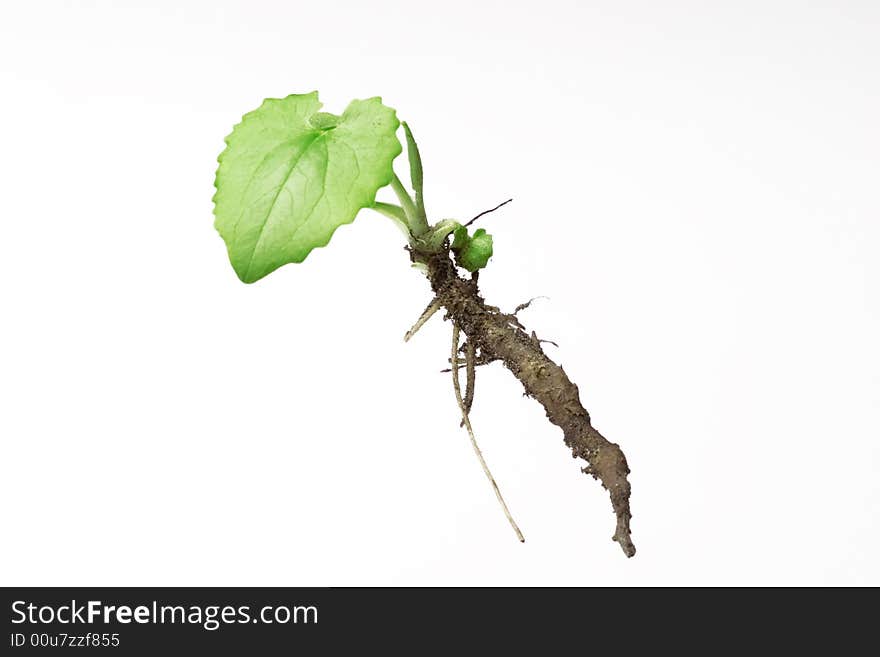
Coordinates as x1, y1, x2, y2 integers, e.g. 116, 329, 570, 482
413, 247, 636, 557
404, 296, 442, 342
464, 198, 513, 228
513, 296, 549, 315
440, 351, 495, 373
529, 330, 559, 349
460, 338, 476, 427
451, 323, 525, 543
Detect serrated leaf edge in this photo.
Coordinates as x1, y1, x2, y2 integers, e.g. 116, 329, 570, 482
212, 93, 402, 283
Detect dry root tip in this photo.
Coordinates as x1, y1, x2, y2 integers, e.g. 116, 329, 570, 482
578, 443, 635, 557
513, 296, 549, 315
614, 523, 636, 558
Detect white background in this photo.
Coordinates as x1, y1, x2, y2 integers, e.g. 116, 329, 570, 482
1, 1, 878, 586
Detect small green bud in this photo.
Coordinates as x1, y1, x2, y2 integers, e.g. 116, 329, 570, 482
455, 228, 493, 272
451, 225, 469, 250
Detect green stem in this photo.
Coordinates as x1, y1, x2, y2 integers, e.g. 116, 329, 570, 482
416, 219, 459, 253
370, 202, 411, 238
402, 122, 427, 224
391, 173, 428, 237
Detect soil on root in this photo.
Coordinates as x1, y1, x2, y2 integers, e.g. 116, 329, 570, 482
411, 247, 636, 557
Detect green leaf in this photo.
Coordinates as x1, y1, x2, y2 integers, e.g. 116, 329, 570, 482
213, 92, 402, 283
308, 112, 340, 130
402, 122, 426, 222
456, 228, 493, 272
451, 225, 469, 250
